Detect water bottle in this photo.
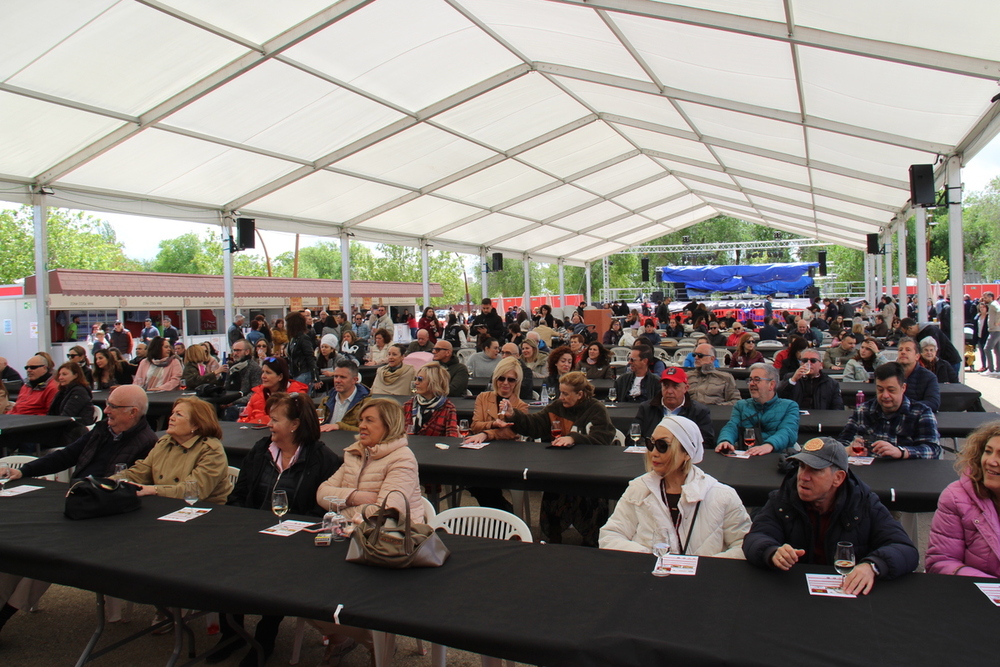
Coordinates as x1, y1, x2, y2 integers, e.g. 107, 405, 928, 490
540, 383, 549, 406
855, 390, 865, 409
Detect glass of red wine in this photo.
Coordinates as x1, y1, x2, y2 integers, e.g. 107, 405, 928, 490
743, 427, 756, 450
551, 420, 562, 442
458, 419, 469, 438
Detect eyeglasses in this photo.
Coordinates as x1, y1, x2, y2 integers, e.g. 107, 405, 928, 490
748, 376, 772, 384
432, 347, 448, 352
693, 353, 712, 359
496, 376, 518, 384
256, 344, 267, 348
106, 402, 136, 411
801, 358, 821, 364
415, 376, 425, 382
644, 437, 671, 453
67, 353, 80, 358
24, 364, 45, 370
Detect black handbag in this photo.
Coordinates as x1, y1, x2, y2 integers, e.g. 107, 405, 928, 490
195, 384, 226, 398
64, 476, 141, 520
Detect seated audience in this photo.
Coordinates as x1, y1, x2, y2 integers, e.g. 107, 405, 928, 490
614, 346, 659, 404
634, 367, 714, 448
686, 344, 740, 406
603, 319, 624, 347
822, 333, 857, 371
638, 320, 661, 348
180, 342, 219, 390
133, 336, 182, 391
7, 355, 58, 415
703, 322, 728, 347
918, 337, 958, 384
220, 340, 261, 421
238, 357, 309, 426
725, 322, 747, 346
370, 344, 415, 396
93, 349, 131, 390
600, 415, 749, 557
926, 420, 1000, 578
315, 334, 340, 392
842, 338, 887, 383
716, 363, 799, 456
66, 346, 94, 384
521, 338, 548, 378
742, 436, 918, 594
777, 348, 844, 411
838, 362, 941, 459
901, 318, 962, 371
339, 330, 365, 364
758, 317, 779, 341
579, 341, 613, 380
431, 340, 469, 398
773, 335, 809, 379
367, 328, 393, 365
320, 359, 371, 432
544, 345, 577, 392
467, 337, 502, 378
729, 333, 764, 369
405, 328, 435, 356
403, 362, 459, 436
895, 337, 940, 411
499, 343, 534, 401
48, 362, 96, 434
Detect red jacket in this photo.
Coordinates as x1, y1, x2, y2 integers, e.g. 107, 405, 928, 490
10, 377, 59, 416
403, 398, 459, 437
237, 380, 309, 425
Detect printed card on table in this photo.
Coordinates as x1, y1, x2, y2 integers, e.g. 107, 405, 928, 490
848, 456, 875, 466
662, 554, 698, 575
260, 520, 314, 537
728, 450, 751, 459
975, 582, 1000, 606
460, 441, 491, 449
0, 485, 43, 497
158, 507, 211, 522
623, 445, 646, 454
805, 573, 856, 598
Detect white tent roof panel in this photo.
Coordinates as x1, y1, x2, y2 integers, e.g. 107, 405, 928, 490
3, 0, 999, 261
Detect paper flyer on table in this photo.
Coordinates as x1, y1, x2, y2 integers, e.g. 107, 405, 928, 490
662, 554, 699, 575
728, 450, 751, 459
624, 445, 646, 454
260, 520, 314, 537
805, 573, 856, 598
158, 507, 211, 522
975, 582, 1000, 606
460, 441, 491, 449
0, 485, 43, 497
848, 456, 875, 466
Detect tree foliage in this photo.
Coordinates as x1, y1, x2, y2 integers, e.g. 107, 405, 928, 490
926, 255, 949, 283
0, 206, 139, 284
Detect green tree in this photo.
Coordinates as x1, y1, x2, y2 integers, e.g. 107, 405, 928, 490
0, 206, 139, 284
926, 255, 949, 283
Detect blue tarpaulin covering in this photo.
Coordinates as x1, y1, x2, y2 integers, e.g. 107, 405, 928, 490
657, 263, 818, 295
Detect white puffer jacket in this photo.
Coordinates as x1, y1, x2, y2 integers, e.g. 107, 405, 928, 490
599, 466, 750, 558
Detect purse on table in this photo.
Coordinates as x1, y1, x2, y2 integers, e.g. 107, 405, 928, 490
64, 476, 141, 520
346, 490, 449, 569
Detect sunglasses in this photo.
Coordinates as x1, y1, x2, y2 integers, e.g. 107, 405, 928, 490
693, 353, 712, 358
24, 364, 45, 370
496, 376, 518, 384
644, 437, 672, 453
415, 376, 425, 382
67, 353, 80, 358
432, 347, 448, 352
801, 358, 821, 364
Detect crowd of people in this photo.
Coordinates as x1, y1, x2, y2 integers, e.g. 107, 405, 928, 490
1, 292, 999, 665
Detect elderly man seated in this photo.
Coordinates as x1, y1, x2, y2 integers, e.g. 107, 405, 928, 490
405, 328, 435, 355
742, 436, 918, 595
716, 363, 799, 456
778, 347, 844, 411
634, 367, 715, 448
5, 355, 58, 415
431, 340, 469, 397
686, 344, 740, 406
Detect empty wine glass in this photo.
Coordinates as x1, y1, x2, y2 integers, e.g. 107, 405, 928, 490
271, 489, 289, 528
113, 463, 128, 476
183, 480, 199, 506
652, 541, 671, 577
834, 542, 855, 592
546, 385, 557, 402
629, 423, 641, 447
323, 496, 348, 542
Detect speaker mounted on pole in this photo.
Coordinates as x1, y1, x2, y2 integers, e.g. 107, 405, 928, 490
641, 258, 650, 282
492, 252, 503, 272
817, 250, 827, 276
236, 217, 255, 249
909, 164, 936, 207
866, 233, 881, 255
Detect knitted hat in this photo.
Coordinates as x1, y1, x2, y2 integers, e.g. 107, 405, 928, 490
656, 415, 703, 464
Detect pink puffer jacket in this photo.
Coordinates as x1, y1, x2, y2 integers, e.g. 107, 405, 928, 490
926, 476, 1000, 578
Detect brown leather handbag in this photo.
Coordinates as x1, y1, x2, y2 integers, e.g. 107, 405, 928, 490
345, 490, 449, 569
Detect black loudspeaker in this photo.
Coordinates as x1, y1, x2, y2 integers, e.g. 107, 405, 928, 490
805, 285, 820, 302
651, 291, 663, 303
492, 252, 503, 272
866, 233, 880, 255
236, 217, 255, 249
818, 250, 827, 276
654, 269, 663, 283
808, 266, 815, 278
674, 282, 688, 301
641, 258, 650, 282
909, 164, 936, 206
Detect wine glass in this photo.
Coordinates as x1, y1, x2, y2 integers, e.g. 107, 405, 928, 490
629, 423, 641, 447
550, 419, 562, 442
546, 385, 557, 402
183, 480, 199, 506
323, 496, 348, 542
607, 386, 617, 404
742, 427, 756, 450
113, 463, 128, 476
834, 542, 855, 592
458, 419, 470, 438
652, 541, 671, 577
271, 489, 289, 528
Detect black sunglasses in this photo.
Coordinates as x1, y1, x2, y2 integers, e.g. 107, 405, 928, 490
24, 364, 45, 370
693, 353, 712, 358
644, 437, 671, 453
496, 376, 518, 384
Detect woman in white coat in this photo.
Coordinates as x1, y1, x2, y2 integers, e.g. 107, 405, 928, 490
599, 415, 750, 558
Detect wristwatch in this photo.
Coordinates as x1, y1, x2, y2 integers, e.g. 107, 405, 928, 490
863, 559, 880, 576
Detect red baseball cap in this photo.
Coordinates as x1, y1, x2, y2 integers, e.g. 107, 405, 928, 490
660, 367, 688, 384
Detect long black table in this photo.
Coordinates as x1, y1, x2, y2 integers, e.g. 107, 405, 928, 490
0, 414, 78, 453
0, 482, 994, 667
734, 380, 982, 411
467, 377, 614, 398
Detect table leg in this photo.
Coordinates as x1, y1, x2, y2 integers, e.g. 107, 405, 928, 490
73, 592, 106, 667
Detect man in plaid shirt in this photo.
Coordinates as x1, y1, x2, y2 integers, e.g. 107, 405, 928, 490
837, 362, 941, 459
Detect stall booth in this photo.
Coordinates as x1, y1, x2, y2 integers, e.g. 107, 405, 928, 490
0, 269, 442, 366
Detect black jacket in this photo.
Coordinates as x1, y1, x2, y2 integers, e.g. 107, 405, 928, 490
18, 418, 156, 480
443, 356, 469, 398
634, 395, 715, 448
743, 469, 918, 580
916, 324, 961, 366
614, 371, 660, 404
227, 436, 340, 517
469, 310, 506, 344
286, 333, 318, 381
48, 383, 97, 425
777, 372, 844, 411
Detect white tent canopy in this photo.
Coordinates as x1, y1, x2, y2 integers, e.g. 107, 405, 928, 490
2, 0, 1000, 265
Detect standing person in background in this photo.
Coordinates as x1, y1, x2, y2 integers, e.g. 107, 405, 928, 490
351, 312, 371, 342
469, 298, 506, 343
66, 316, 80, 342
245, 319, 265, 348
418, 307, 441, 343
140, 318, 159, 344
270, 318, 288, 356
109, 321, 134, 360
228, 314, 246, 347
161, 317, 179, 347
284, 312, 317, 387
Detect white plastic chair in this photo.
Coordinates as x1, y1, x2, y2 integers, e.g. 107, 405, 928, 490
652, 348, 670, 363
882, 349, 899, 361
226, 466, 240, 487
612, 429, 626, 447
86, 405, 103, 431
428, 508, 531, 667
0, 455, 36, 470
457, 348, 475, 365
610, 347, 630, 363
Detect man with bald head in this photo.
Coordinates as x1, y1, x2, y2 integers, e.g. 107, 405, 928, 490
432, 339, 469, 397
6, 355, 58, 415
0, 357, 22, 383
406, 328, 434, 355
686, 344, 740, 406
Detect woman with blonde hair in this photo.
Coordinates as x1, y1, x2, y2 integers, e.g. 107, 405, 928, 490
600, 415, 750, 557
402, 362, 458, 437
180, 342, 219, 390
520, 337, 548, 377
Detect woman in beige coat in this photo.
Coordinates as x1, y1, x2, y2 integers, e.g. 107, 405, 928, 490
369, 344, 415, 396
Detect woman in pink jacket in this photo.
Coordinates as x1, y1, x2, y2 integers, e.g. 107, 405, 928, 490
926, 421, 1000, 578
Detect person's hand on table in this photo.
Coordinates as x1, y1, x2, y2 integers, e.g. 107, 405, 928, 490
842, 562, 876, 595
0, 467, 22, 481
463, 433, 488, 444
748, 444, 774, 456
132, 484, 157, 497
771, 544, 805, 571
871, 440, 905, 458
715, 441, 734, 454
319, 423, 339, 432
550, 436, 575, 447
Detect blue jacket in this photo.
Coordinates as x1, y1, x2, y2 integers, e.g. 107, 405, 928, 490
718, 395, 800, 452
324, 382, 371, 430
903, 364, 940, 412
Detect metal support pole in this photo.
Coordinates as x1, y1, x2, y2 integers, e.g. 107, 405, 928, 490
480, 248, 489, 301
602, 256, 610, 303
558, 259, 565, 312
585, 261, 592, 306
421, 242, 431, 311
522, 254, 530, 313
221, 213, 234, 338
873, 243, 882, 302
863, 253, 872, 306
884, 236, 893, 303
898, 223, 907, 311
32, 193, 50, 351
341, 232, 351, 312
915, 207, 928, 322
947, 155, 964, 378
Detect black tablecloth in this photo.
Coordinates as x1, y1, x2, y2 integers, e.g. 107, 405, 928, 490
467, 377, 614, 398
92, 389, 242, 414
0, 414, 77, 435
0, 482, 993, 667
734, 381, 982, 411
